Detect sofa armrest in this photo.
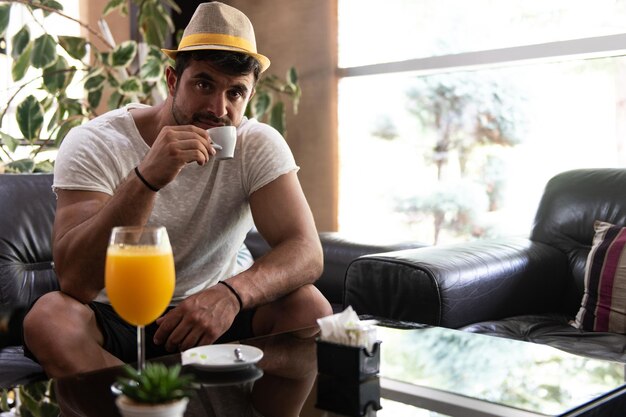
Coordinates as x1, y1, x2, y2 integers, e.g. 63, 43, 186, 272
244, 230, 427, 308
344, 237, 570, 328
316, 232, 426, 308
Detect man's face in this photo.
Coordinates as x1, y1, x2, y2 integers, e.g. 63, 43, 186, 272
167, 59, 255, 128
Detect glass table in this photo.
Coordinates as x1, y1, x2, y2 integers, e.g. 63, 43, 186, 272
375, 321, 626, 416
1, 320, 625, 417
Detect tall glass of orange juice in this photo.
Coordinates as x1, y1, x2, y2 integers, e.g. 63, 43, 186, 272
105, 226, 175, 372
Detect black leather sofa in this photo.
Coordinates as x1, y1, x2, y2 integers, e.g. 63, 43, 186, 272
345, 168, 626, 362
0, 173, 425, 388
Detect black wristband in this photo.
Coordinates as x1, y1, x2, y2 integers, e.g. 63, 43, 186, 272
219, 281, 243, 312
134, 167, 159, 192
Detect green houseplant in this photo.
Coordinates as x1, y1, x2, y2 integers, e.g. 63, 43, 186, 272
0, 0, 300, 173
115, 363, 194, 417
0, 380, 59, 417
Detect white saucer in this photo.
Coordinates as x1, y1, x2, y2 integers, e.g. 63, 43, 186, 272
181, 344, 263, 371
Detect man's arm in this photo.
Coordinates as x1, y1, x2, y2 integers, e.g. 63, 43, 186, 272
53, 125, 215, 303
53, 179, 157, 302
153, 170, 323, 351
232, 170, 323, 308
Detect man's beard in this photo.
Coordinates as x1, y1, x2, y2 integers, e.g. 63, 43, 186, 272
171, 92, 232, 126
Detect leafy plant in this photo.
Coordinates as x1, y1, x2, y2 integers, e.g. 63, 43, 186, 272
0, 380, 59, 417
0, 388, 13, 412
246, 66, 301, 137
116, 363, 194, 405
0, 0, 175, 173
0, 0, 300, 173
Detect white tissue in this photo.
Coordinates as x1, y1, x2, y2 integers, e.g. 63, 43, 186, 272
317, 306, 377, 352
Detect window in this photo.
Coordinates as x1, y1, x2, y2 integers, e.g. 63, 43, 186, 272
338, 0, 626, 245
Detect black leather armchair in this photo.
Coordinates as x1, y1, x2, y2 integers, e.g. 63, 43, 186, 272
0, 173, 425, 387
345, 169, 626, 362
0, 174, 57, 387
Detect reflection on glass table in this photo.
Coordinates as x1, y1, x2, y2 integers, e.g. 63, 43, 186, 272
378, 325, 626, 416
3, 321, 625, 417
37, 326, 318, 417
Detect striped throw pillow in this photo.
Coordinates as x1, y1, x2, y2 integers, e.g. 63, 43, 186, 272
574, 221, 626, 333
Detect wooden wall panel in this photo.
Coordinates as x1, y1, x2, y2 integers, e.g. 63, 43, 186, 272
226, 0, 339, 231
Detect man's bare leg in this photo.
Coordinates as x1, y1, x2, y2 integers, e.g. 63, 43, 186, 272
252, 284, 332, 337
23, 291, 122, 378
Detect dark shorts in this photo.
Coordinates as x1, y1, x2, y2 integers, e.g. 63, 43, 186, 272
92, 302, 256, 363
25, 301, 256, 365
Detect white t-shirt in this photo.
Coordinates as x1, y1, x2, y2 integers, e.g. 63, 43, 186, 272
53, 104, 298, 304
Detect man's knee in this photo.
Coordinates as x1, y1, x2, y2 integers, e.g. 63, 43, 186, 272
253, 285, 332, 335
23, 291, 89, 347
24, 292, 65, 337
288, 285, 333, 318
274, 284, 332, 324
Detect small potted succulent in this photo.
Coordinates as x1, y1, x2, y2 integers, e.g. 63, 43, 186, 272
115, 363, 194, 417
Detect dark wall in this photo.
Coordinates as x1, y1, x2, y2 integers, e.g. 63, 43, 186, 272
171, 1, 206, 44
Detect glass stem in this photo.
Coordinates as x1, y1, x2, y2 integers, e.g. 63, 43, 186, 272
137, 325, 145, 373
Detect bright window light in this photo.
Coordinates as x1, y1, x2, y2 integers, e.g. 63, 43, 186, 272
338, 1, 626, 245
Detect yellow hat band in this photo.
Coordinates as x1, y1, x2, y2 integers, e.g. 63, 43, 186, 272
178, 33, 256, 54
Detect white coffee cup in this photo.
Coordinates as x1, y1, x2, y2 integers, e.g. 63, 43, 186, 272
208, 126, 237, 160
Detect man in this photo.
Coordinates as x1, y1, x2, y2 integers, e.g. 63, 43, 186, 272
23, 2, 331, 378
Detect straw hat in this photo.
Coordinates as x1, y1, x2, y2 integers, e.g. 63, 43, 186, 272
162, 2, 270, 72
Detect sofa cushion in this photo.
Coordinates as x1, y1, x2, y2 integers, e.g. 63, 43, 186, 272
463, 313, 626, 363
0, 346, 44, 388
574, 221, 626, 333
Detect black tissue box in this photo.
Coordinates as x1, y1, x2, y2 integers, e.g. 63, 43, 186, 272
316, 374, 382, 416
316, 339, 381, 381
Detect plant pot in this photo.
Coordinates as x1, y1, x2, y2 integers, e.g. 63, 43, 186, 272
115, 395, 189, 417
